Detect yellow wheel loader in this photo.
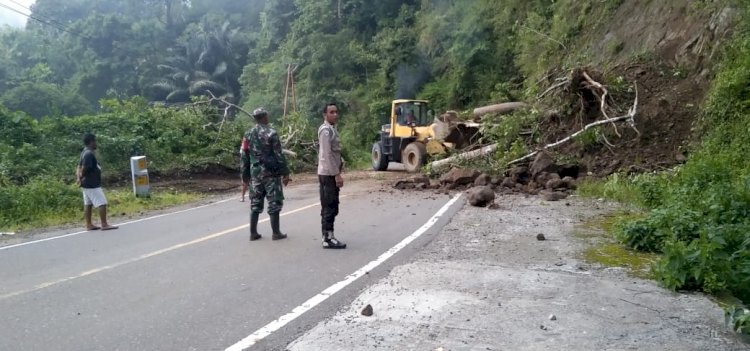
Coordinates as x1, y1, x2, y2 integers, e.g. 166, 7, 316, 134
372, 99, 480, 173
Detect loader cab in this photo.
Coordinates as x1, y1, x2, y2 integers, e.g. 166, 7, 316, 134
394, 101, 430, 128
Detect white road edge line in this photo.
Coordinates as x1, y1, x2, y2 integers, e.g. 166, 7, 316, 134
225, 193, 463, 351
0, 198, 235, 251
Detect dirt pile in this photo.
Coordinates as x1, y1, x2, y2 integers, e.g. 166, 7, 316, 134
394, 152, 581, 205
529, 2, 738, 177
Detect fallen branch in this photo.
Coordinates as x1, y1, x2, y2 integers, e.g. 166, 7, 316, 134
202, 90, 298, 156
203, 90, 254, 118
473, 102, 528, 118
582, 71, 621, 137
507, 83, 639, 165
537, 79, 570, 99
429, 144, 498, 173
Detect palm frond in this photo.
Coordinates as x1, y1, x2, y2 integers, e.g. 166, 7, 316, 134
212, 62, 227, 77
152, 81, 177, 93
166, 89, 190, 103
189, 80, 226, 95
193, 71, 211, 80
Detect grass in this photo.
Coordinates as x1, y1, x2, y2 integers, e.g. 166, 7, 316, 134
576, 174, 648, 207
1, 184, 201, 233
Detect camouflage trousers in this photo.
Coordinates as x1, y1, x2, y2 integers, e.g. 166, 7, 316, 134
251, 176, 285, 214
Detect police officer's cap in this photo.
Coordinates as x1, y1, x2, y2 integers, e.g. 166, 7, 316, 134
252, 107, 268, 119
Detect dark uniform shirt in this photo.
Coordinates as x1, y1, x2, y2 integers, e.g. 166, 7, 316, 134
242, 123, 290, 179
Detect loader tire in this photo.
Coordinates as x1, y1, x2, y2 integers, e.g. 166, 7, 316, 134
372, 142, 389, 171
402, 142, 427, 173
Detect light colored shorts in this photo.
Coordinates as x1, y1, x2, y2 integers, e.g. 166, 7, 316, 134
82, 188, 108, 208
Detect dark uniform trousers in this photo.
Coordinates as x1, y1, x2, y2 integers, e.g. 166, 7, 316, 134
319, 175, 339, 234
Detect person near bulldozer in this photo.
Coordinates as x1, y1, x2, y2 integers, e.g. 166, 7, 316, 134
317, 102, 347, 249
242, 107, 291, 241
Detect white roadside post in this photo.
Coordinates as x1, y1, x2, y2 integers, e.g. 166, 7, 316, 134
130, 156, 150, 197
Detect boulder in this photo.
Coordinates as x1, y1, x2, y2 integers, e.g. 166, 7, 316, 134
546, 178, 566, 190
474, 173, 492, 186
440, 168, 480, 186
510, 166, 530, 184
467, 186, 496, 207
530, 152, 560, 177
562, 176, 577, 190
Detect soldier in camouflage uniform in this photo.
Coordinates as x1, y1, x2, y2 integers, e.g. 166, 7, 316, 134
241, 108, 292, 241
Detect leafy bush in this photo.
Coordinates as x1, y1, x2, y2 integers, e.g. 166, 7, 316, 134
610, 5, 750, 308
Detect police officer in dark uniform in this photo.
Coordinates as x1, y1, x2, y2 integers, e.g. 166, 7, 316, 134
241, 108, 291, 241
317, 102, 346, 249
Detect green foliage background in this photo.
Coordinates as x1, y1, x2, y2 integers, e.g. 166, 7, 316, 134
1, 1, 749, 327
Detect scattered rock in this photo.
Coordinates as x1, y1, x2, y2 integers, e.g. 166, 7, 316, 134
540, 325, 548, 330
393, 180, 416, 190
361, 304, 373, 316
474, 173, 492, 186
490, 175, 504, 185
510, 166, 531, 184
410, 174, 430, 186
440, 168, 480, 186
562, 176, 577, 190
541, 190, 568, 201
534, 172, 553, 185
546, 178, 566, 190
549, 314, 557, 321
530, 152, 559, 177
429, 179, 441, 189
467, 186, 496, 207
501, 177, 516, 188
536, 233, 546, 241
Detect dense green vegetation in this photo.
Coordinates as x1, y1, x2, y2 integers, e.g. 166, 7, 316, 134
578, 0, 750, 332
1, 0, 603, 228
1, 1, 749, 331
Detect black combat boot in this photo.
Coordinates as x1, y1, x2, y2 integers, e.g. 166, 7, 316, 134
322, 231, 346, 249
250, 212, 262, 241
270, 213, 287, 240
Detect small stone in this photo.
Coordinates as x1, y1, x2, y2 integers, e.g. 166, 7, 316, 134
536, 233, 546, 241
549, 314, 557, 321
540, 325, 548, 330
361, 304, 373, 316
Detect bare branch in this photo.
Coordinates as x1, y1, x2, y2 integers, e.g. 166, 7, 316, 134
507, 83, 639, 165
537, 79, 570, 99
582, 71, 621, 137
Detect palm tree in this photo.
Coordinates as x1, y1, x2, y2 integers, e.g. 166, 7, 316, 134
150, 22, 239, 105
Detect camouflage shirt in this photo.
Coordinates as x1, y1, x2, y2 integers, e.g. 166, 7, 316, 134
242, 123, 290, 178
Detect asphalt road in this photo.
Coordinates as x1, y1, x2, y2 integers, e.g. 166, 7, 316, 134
0, 178, 462, 351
